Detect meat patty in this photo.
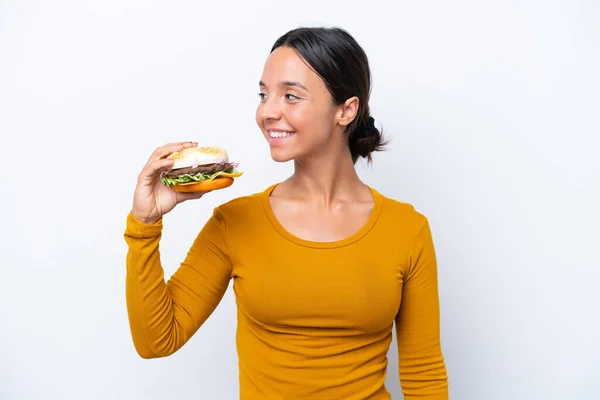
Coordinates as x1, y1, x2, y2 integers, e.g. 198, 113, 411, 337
162, 162, 235, 179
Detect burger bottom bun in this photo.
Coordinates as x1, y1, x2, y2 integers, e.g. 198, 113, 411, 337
171, 177, 234, 193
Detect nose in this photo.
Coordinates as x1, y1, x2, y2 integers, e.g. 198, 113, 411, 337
259, 96, 282, 122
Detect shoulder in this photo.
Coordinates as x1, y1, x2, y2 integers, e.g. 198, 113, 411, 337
371, 186, 429, 234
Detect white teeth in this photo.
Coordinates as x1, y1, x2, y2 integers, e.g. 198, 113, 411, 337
269, 130, 295, 138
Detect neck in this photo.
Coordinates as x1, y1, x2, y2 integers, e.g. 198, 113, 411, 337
286, 147, 365, 206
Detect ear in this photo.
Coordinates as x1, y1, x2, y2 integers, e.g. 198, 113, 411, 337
336, 96, 359, 128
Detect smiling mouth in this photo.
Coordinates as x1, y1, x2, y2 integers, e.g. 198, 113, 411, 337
268, 130, 296, 138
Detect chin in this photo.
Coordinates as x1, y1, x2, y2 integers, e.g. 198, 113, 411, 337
269, 147, 296, 163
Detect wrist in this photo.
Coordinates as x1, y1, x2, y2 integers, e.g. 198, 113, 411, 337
131, 210, 160, 225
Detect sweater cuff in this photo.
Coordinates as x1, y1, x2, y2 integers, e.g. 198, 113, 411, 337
124, 211, 163, 238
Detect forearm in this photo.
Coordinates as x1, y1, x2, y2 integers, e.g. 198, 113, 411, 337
398, 356, 448, 399
124, 212, 184, 358
397, 316, 448, 399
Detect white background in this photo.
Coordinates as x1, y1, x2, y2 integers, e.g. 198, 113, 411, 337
1, 1, 599, 399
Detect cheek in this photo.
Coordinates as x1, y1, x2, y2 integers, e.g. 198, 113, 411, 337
288, 104, 330, 133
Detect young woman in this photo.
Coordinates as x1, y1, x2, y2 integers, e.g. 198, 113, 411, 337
125, 27, 449, 399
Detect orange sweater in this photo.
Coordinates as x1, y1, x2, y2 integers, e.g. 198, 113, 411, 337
124, 184, 448, 399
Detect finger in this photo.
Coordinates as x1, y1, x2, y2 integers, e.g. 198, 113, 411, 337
147, 141, 198, 163
153, 141, 198, 160
163, 141, 188, 146
177, 190, 211, 202
162, 141, 196, 148
138, 158, 176, 184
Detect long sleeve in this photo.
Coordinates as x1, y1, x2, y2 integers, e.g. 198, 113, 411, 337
395, 217, 449, 399
123, 208, 232, 359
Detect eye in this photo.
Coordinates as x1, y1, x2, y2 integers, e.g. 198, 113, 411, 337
285, 94, 300, 100
257, 92, 267, 100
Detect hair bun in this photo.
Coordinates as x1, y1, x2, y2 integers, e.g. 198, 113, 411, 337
349, 116, 386, 163
354, 116, 377, 139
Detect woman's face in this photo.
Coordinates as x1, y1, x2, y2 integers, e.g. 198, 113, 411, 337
255, 46, 341, 163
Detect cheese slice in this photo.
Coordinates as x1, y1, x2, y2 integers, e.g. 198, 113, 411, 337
177, 171, 244, 185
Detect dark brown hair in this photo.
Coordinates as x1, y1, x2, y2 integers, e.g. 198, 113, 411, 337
271, 27, 387, 164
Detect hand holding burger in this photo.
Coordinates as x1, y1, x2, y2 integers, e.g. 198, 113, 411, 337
131, 142, 242, 225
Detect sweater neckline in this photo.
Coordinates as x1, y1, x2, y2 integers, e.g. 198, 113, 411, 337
260, 183, 384, 249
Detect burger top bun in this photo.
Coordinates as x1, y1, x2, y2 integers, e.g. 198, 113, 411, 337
167, 146, 229, 169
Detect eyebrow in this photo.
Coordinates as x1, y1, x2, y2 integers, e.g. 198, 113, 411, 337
259, 80, 308, 91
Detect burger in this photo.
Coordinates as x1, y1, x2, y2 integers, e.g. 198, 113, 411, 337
161, 145, 243, 192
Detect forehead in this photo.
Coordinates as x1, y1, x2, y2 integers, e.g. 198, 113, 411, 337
260, 46, 321, 87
